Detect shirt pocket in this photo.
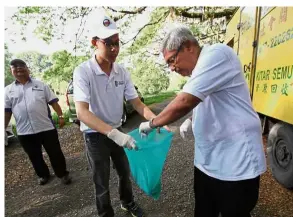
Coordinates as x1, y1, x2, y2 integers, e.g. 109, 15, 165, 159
9, 90, 22, 106
32, 87, 46, 102
9, 89, 19, 99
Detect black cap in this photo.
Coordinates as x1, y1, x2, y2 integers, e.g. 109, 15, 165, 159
10, 59, 27, 66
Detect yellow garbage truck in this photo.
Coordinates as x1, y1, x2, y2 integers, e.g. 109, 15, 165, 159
224, 7, 293, 189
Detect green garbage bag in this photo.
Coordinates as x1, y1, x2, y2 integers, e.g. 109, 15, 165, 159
125, 128, 174, 200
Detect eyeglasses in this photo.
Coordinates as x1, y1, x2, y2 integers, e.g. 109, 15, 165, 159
98, 39, 120, 49
166, 43, 183, 67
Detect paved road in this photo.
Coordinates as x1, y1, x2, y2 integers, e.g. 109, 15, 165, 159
5, 99, 293, 217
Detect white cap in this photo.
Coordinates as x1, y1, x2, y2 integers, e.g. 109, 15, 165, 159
94, 15, 119, 39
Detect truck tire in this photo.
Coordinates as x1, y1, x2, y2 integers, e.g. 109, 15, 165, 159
267, 122, 293, 189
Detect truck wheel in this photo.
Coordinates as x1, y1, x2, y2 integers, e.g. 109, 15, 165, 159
267, 122, 293, 189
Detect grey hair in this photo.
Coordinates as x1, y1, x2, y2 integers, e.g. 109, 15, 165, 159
161, 26, 199, 52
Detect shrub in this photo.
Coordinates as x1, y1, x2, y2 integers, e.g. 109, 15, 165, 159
128, 56, 169, 95
51, 109, 71, 128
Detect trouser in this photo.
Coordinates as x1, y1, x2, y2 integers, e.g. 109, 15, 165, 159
18, 129, 69, 178
83, 129, 133, 217
194, 166, 260, 217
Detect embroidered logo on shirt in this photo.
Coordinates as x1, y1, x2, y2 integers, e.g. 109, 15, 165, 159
32, 84, 43, 91
114, 81, 125, 87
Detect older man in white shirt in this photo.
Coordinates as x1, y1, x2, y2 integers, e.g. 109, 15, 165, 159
139, 26, 266, 217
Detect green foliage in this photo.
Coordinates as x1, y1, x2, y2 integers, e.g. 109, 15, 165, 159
126, 7, 169, 55
51, 109, 71, 128
8, 6, 237, 93
168, 72, 188, 91
4, 44, 14, 86
144, 91, 177, 106
10, 6, 236, 50
129, 55, 169, 95
16, 51, 52, 76
178, 79, 188, 90
189, 24, 201, 36
12, 124, 17, 136
18, 6, 42, 14
13, 7, 95, 44
43, 50, 88, 83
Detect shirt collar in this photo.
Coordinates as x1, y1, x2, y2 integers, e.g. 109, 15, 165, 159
90, 55, 119, 76
191, 45, 207, 75
15, 77, 32, 85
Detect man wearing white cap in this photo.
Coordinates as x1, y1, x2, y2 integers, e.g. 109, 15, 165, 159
73, 15, 163, 217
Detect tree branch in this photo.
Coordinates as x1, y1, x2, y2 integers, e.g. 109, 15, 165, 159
106, 7, 147, 21
73, 8, 92, 56
142, 50, 160, 56
182, 7, 195, 12
121, 11, 169, 46
178, 8, 236, 21
106, 6, 147, 14
199, 30, 226, 40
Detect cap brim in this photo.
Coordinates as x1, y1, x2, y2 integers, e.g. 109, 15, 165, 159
97, 29, 119, 39
10, 59, 27, 66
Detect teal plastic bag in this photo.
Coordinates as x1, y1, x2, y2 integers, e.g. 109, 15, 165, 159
125, 128, 174, 200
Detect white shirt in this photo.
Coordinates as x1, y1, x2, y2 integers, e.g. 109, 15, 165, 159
182, 43, 267, 181
5, 78, 58, 135
73, 56, 138, 132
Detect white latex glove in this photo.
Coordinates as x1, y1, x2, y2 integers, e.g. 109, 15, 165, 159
139, 121, 153, 136
107, 129, 137, 150
179, 119, 192, 140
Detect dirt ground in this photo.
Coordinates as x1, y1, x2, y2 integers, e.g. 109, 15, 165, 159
5, 100, 293, 217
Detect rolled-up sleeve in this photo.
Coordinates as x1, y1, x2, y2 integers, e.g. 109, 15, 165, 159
5, 87, 12, 112
123, 68, 138, 101
44, 84, 59, 104
73, 66, 90, 103
182, 48, 238, 101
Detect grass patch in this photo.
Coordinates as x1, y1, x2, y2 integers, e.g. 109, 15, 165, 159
144, 91, 177, 106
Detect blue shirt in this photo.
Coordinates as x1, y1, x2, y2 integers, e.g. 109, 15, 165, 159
182, 44, 266, 181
